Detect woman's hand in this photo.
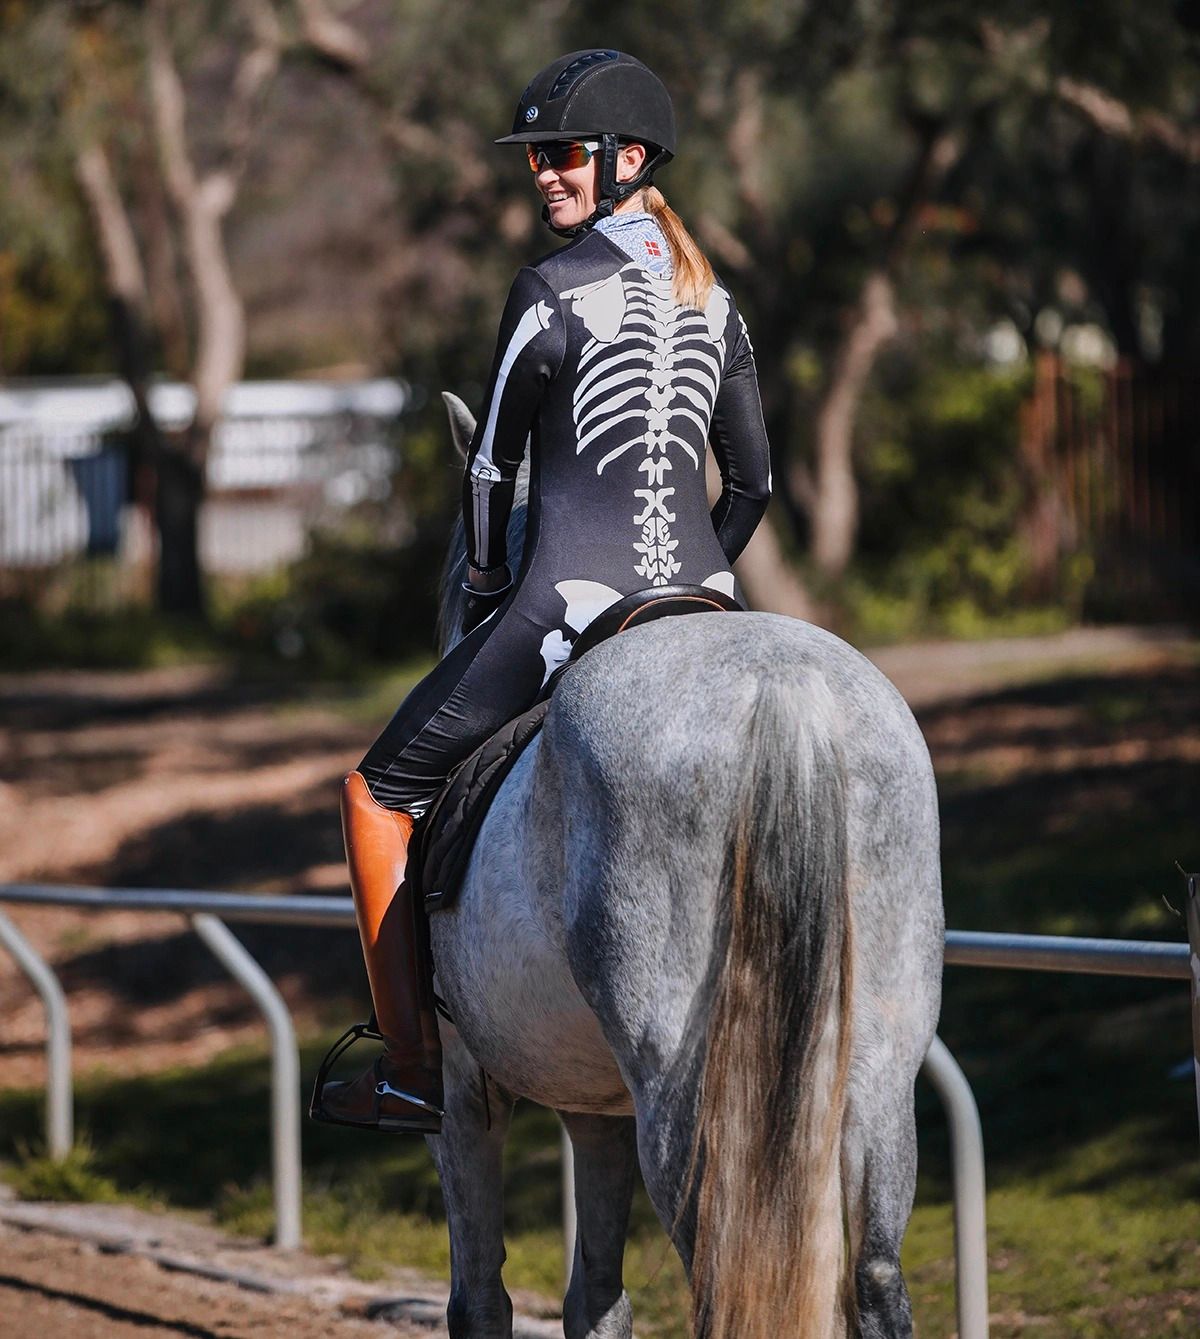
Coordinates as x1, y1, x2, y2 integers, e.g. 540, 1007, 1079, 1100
461, 565, 512, 636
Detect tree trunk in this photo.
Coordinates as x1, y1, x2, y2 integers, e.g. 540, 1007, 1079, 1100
75, 141, 166, 594
809, 270, 898, 578
706, 449, 817, 619
807, 124, 962, 581
141, 0, 279, 618
155, 436, 206, 614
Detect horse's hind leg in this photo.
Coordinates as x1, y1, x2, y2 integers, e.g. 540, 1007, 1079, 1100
428, 1029, 516, 1339
558, 1112, 637, 1339
842, 1051, 924, 1338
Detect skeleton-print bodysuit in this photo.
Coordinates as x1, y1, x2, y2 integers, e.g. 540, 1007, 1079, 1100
361, 225, 772, 811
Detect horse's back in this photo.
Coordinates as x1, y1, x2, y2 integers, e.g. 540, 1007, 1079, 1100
433, 611, 943, 1334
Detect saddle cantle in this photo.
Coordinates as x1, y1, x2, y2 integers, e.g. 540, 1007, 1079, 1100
416, 584, 742, 912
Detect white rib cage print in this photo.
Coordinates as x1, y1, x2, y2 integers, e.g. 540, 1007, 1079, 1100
561, 266, 729, 586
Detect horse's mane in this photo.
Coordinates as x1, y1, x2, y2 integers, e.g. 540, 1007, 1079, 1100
437, 456, 531, 656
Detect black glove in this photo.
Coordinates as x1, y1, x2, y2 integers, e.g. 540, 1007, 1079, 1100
461, 577, 511, 636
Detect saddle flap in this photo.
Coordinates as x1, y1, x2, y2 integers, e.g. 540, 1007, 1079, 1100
415, 698, 551, 910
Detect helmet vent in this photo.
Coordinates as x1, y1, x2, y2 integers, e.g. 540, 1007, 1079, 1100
548, 49, 618, 100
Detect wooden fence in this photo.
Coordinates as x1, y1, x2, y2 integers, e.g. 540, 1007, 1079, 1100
1020, 352, 1199, 613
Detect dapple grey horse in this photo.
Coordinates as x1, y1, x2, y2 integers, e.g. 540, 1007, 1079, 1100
424, 394, 943, 1339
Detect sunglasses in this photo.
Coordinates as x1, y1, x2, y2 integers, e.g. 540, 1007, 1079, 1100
525, 140, 601, 174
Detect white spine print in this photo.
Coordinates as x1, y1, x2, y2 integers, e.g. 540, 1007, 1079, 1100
470, 298, 554, 562
563, 267, 728, 585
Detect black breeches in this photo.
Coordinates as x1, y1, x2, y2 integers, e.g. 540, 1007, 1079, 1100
358, 601, 546, 813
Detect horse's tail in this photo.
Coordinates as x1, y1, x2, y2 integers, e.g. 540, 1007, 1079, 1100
688, 672, 854, 1339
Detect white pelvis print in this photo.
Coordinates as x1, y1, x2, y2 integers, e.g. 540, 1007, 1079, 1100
538, 571, 737, 686
560, 266, 729, 587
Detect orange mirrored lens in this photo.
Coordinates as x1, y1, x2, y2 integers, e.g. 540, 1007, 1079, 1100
526, 142, 594, 173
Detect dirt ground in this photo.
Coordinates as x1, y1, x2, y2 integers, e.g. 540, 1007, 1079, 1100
0, 1191, 561, 1338
0, 1210, 427, 1339
0, 623, 1195, 1336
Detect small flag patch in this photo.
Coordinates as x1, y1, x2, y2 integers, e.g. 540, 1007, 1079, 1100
644, 239, 662, 258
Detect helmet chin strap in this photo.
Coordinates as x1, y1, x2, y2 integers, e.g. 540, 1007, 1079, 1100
542, 134, 673, 238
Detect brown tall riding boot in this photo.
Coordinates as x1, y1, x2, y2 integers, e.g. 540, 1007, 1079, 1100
310, 771, 444, 1133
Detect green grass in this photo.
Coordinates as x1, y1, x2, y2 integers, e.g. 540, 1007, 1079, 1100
6, 1137, 125, 1205
284, 659, 437, 726
905, 1184, 1200, 1337
0, 602, 225, 671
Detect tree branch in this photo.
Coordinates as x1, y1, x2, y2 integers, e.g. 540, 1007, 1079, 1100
810, 270, 898, 577
734, 515, 819, 621
805, 117, 962, 579
293, 15, 496, 206
146, 0, 196, 210
145, 0, 247, 438
705, 451, 816, 619
294, 0, 370, 71
696, 213, 754, 273
1054, 76, 1200, 163
883, 124, 963, 271
219, 0, 284, 189
980, 19, 1200, 163
786, 456, 815, 516
75, 142, 148, 314
723, 64, 772, 247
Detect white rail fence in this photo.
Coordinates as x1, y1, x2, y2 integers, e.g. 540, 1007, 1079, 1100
2, 879, 1198, 1339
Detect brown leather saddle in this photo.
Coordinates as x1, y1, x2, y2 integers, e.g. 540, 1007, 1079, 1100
413, 584, 742, 912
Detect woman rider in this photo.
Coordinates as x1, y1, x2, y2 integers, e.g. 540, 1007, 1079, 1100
313, 50, 772, 1133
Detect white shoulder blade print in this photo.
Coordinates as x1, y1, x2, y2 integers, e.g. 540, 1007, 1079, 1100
561, 267, 730, 586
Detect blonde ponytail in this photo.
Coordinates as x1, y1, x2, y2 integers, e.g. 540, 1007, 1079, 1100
641, 186, 715, 311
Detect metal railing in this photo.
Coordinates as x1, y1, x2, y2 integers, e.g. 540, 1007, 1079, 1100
1, 879, 1198, 1339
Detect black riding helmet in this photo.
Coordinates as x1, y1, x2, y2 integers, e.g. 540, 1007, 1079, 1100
496, 50, 676, 236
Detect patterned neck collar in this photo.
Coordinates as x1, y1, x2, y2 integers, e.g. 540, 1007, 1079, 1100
595, 211, 672, 276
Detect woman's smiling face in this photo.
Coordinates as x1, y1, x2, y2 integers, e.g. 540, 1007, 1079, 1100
532, 141, 647, 230
534, 150, 599, 232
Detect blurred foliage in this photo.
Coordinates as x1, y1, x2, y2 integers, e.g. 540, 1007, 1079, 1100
0, 2, 107, 372
0, 597, 222, 670
216, 414, 461, 671
841, 355, 1073, 639
218, 525, 445, 672
0, 536, 443, 673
